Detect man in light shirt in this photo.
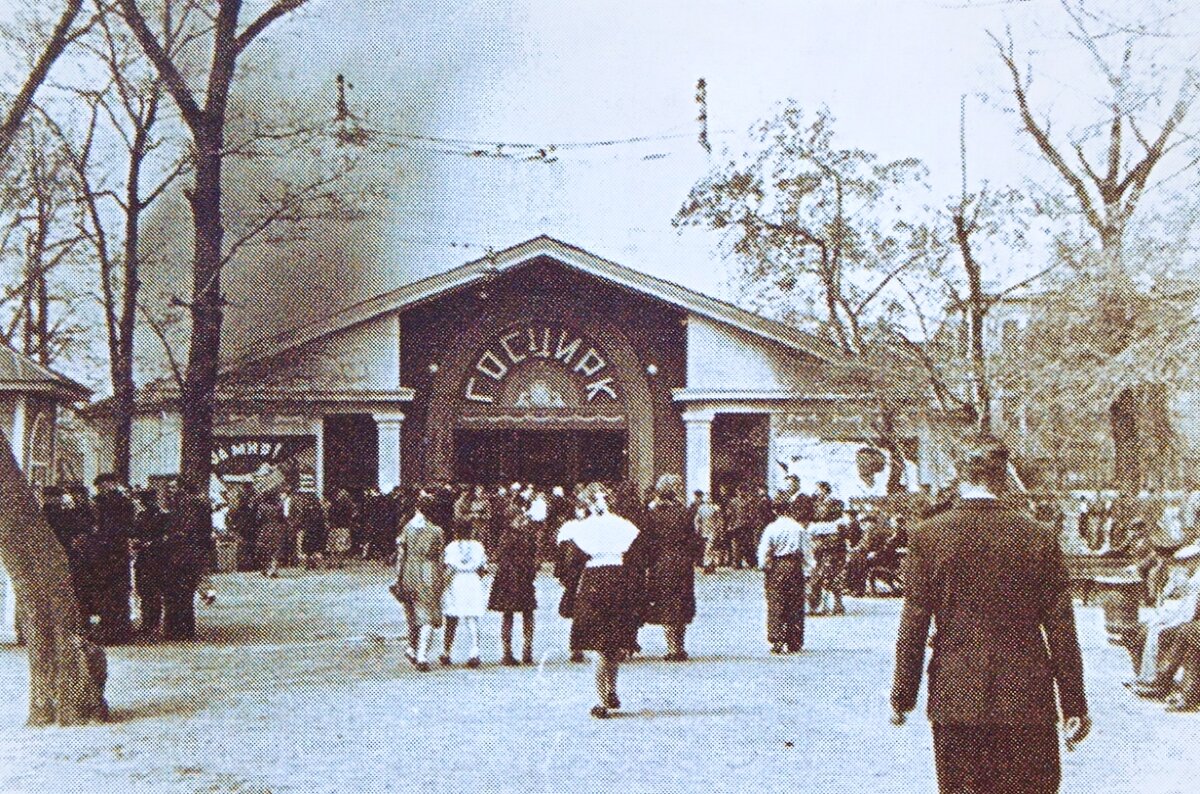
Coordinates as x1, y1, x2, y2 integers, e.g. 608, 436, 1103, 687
757, 498, 816, 654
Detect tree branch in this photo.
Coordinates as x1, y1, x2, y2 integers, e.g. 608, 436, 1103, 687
991, 30, 1105, 234
0, 0, 87, 158
116, 0, 203, 131
235, 0, 310, 54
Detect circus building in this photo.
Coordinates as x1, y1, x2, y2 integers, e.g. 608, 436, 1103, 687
87, 237, 955, 499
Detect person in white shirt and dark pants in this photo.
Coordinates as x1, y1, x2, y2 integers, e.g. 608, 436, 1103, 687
758, 499, 816, 654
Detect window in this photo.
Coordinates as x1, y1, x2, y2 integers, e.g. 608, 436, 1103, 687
27, 412, 52, 488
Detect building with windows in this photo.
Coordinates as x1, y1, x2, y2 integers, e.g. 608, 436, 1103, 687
88, 237, 955, 500
0, 345, 92, 644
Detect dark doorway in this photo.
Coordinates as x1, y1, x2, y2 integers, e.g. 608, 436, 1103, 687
454, 429, 627, 486
712, 414, 769, 495
323, 414, 378, 495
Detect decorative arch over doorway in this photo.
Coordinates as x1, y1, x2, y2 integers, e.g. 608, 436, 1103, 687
424, 308, 656, 489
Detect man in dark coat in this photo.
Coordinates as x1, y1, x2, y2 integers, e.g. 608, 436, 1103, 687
92, 474, 136, 643
890, 433, 1090, 793
131, 489, 170, 635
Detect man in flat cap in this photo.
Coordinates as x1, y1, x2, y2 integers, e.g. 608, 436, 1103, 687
890, 433, 1090, 793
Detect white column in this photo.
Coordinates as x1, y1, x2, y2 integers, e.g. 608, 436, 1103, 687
682, 410, 715, 497
313, 418, 326, 498
374, 412, 405, 493
10, 395, 26, 467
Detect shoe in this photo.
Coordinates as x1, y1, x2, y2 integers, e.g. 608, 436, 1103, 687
439, 654, 452, 667
501, 654, 519, 667
415, 661, 430, 672
664, 651, 689, 662
770, 642, 786, 655
570, 651, 586, 663
831, 605, 845, 616
522, 652, 534, 665
404, 647, 418, 666
1165, 693, 1200, 712
604, 693, 620, 709
1132, 682, 1171, 700
590, 705, 611, 719
466, 656, 481, 669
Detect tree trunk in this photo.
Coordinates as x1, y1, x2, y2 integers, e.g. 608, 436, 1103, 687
1111, 386, 1140, 493
0, 428, 106, 726
111, 137, 147, 483
179, 137, 225, 492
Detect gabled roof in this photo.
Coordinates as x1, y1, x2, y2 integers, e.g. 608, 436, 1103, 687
223, 235, 843, 371
0, 344, 91, 401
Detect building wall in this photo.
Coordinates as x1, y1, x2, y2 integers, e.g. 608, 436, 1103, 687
686, 316, 823, 391
223, 313, 401, 392
399, 257, 687, 488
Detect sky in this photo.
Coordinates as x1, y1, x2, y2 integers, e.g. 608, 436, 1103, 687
4, 0, 1200, 389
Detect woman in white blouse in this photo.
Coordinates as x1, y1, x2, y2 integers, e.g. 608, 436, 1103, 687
569, 483, 648, 718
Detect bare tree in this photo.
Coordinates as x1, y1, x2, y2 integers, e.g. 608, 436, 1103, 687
39, 0, 193, 481
115, 0, 314, 491
992, 0, 1200, 489
0, 0, 108, 727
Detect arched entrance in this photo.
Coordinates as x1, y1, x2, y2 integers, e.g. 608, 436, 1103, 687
424, 315, 655, 489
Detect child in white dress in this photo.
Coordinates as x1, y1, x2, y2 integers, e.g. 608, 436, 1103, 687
441, 526, 488, 667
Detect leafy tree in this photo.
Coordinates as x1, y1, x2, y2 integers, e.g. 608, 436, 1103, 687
676, 102, 946, 491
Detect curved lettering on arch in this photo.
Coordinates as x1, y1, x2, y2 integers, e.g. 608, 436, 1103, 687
423, 311, 655, 490
461, 324, 621, 407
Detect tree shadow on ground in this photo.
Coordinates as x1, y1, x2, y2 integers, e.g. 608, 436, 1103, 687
105, 694, 211, 723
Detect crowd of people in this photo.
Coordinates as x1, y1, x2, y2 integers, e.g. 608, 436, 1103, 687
40, 468, 925, 655
42, 475, 214, 643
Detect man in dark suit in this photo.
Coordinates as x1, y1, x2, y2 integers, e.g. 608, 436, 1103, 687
890, 433, 1090, 793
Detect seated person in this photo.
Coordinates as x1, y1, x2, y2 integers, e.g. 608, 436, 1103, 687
1122, 543, 1200, 706
845, 512, 889, 596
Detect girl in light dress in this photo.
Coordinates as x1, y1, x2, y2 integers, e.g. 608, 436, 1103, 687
440, 525, 489, 668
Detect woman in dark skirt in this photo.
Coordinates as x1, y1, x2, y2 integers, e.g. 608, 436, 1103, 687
488, 502, 539, 665
571, 483, 647, 718
643, 474, 699, 661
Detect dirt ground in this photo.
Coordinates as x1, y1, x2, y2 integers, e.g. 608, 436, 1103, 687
0, 564, 1193, 794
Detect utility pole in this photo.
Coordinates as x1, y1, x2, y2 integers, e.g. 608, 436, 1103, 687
695, 78, 711, 156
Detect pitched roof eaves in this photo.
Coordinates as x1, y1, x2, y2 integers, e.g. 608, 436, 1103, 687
220, 235, 841, 374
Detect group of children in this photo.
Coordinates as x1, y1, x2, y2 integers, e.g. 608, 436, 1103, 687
390, 490, 538, 671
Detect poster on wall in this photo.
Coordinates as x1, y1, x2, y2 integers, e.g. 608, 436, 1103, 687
773, 436, 918, 500
212, 435, 317, 492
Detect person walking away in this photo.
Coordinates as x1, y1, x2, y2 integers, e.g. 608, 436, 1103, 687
694, 492, 723, 574
808, 491, 846, 616
392, 494, 446, 671
570, 483, 647, 718
441, 525, 488, 667
489, 504, 539, 665
296, 490, 328, 570
256, 489, 287, 577
228, 484, 260, 572
758, 497, 816, 653
890, 433, 1090, 794
92, 474, 136, 644
643, 475, 698, 660
131, 489, 170, 636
